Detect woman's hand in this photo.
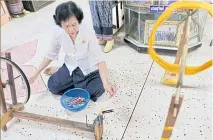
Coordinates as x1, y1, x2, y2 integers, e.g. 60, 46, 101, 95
28, 75, 38, 84
28, 57, 52, 84
104, 82, 116, 96
43, 67, 59, 75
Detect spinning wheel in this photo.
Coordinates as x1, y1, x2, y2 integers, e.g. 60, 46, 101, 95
147, 1, 213, 140
0, 52, 107, 140
0, 54, 31, 109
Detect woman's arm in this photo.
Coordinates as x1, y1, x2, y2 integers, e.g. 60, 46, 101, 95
32, 57, 52, 77
97, 61, 116, 96
88, 28, 116, 95
97, 61, 109, 87
29, 32, 61, 84
29, 57, 52, 84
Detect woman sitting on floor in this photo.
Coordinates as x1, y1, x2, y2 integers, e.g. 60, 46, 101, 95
29, 1, 116, 101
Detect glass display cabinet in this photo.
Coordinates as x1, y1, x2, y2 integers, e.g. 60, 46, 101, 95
123, 1, 208, 52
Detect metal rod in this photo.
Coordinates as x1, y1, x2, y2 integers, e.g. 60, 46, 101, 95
86, 115, 89, 127
5, 52, 17, 105
138, 7, 141, 43
13, 111, 95, 132
0, 77, 8, 131
116, 4, 119, 28
173, 14, 192, 117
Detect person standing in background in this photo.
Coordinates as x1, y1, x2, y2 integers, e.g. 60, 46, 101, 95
89, 0, 115, 53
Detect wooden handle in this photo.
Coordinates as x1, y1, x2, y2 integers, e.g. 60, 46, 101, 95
95, 121, 101, 140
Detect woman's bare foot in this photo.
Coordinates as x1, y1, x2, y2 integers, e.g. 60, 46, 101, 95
43, 67, 59, 75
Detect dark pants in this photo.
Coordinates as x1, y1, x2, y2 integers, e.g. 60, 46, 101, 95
47, 64, 105, 102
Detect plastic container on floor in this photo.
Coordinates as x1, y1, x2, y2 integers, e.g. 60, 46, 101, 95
60, 88, 90, 112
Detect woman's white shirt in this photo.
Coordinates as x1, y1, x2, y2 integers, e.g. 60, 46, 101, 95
45, 25, 105, 76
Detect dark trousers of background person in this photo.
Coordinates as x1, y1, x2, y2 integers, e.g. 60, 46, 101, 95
89, 1, 114, 41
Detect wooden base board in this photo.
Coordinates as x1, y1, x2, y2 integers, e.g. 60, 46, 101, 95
1, 110, 104, 140
1, 107, 24, 129
12, 111, 94, 132
1, 110, 13, 129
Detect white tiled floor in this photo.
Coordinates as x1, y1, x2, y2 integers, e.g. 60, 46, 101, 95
122, 52, 212, 140
1, 0, 212, 140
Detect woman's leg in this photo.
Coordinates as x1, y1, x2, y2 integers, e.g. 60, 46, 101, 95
85, 71, 105, 102
96, 1, 114, 53
89, 1, 104, 41
97, 1, 113, 41
47, 64, 74, 95
72, 68, 105, 102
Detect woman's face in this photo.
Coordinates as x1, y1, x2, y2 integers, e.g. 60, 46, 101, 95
61, 16, 79, 38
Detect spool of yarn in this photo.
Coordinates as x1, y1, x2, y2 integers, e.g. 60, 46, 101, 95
7, 0, 24, 15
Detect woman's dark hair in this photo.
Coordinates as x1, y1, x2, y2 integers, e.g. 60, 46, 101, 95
53, 1, 84, 26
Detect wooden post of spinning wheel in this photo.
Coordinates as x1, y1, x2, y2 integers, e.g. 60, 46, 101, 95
0, 53, 106, 140
161, 11, 192, 140
5, 52, 18, 105
162, 10, 197, 85
0, 77, 8, 132
94, 111, 104, 140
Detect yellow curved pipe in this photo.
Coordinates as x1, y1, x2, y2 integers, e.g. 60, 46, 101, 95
161, 138, 170, 140
148, 2, 213, 75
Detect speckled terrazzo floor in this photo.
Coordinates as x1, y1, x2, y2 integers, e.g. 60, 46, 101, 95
1, 34, 212, 140
1, 0, 212, 140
